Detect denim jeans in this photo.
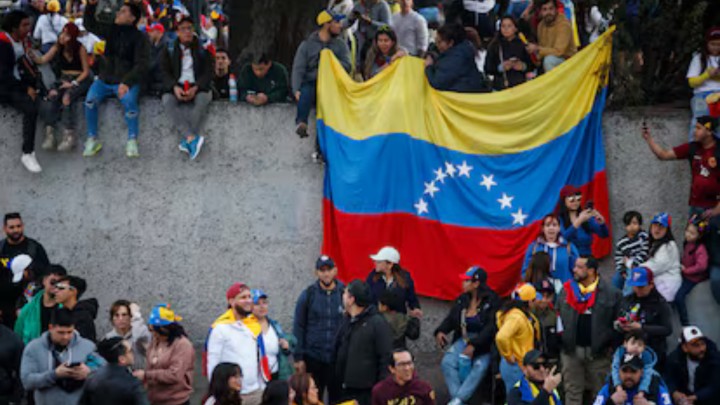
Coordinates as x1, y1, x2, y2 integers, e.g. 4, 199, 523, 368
689, 206, 720, 305
611, 270, 633, 296
499, 357, 524, 394
506, 1, 530, 19
85, 79, 140, 139
543, 55, 566, 72
440, 340, 492, 403
674, 278, 699, 326
295, 81, 316, 125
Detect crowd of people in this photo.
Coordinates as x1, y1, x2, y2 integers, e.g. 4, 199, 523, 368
0, 111, 719, 405
3, 0, 717, 169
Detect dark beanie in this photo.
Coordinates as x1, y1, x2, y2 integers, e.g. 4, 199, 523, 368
347, 279, 372, 307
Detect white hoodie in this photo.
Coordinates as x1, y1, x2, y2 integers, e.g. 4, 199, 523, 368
642, 241, 682, 302
206, 321, 264, 394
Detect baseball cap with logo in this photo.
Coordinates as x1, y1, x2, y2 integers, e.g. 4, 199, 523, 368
459, 266, 487, 284
626, 267, 653, 288
620, 354, 644, 371
681, 326, 704, 344
8, 254, 32, 283
650, 212, 671, 228
370, 246, 400, 264
316, 255, 335, 270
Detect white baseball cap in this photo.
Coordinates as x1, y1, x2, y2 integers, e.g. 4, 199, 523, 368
370, 246, 400, 264
8, 254, 32, 283
681, 326, 704, 344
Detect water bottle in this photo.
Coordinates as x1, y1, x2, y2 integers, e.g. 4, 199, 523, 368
458, 354, 472, 383
228, 74, 238, 104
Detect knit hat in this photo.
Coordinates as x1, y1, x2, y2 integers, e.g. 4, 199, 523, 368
46, 0, 61, 13
148, 303, 182, 326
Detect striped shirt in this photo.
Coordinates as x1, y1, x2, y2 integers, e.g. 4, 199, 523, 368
614, 231, 650, 273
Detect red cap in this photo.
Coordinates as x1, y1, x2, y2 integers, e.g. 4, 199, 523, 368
226, 282, 249, 301
707, 26, 720, 42
147, 23, 165, 33
560, 185, 581, 199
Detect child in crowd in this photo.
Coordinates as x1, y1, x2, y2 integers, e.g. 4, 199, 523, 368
641, 212, 681, 302
523, 251, 551, 285
674, 218, 709, 326
611, 330, 657, 395
530, 278, 561, 362
613, 211, 650, 295
378, 290, 420, 349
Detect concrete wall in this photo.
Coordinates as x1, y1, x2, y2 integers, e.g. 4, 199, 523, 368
1, 102, 718, 353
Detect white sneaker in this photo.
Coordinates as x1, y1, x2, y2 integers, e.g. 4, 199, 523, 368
21, 152, 42, 173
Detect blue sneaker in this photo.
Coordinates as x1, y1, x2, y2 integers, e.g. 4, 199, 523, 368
188, 136, 205, 160
178, 139, 190, 154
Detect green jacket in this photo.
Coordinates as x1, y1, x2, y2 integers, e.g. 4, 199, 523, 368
14, 290, 44, 344
268, 317, 297, 380
238, 62, 289, 103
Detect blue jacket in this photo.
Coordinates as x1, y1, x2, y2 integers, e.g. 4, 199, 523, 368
366, 270, 421, 314
293, 280, 345, 363
522, 238, 579, 286
560, 217, 609, 256
593, 375, 671, 405
425, 40, 487, 93
611, 346, 657, 393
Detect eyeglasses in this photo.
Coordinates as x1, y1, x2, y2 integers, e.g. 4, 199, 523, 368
529, 362, 547, 370
395, 361, 414, 368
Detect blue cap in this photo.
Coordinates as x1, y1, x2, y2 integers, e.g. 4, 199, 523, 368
315, 255, 335, 270
148, 303, 182, 327
650, 212, 671, 228
626, 267, 653, 287
459, 266, 487, 283
251, 289, 268, 304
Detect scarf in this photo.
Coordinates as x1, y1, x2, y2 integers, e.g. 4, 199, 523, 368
563, 277, 599, 314
518, 377, 562, 405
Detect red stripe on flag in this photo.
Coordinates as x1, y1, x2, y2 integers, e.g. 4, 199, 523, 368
322, 171, 610, 300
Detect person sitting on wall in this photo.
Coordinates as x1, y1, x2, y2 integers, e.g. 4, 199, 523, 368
238, 53, 289, 106
524, 0, 577, 72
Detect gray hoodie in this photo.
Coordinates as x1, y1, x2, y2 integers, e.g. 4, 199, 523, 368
291, 31, 352, 93
20, 331, 103, 405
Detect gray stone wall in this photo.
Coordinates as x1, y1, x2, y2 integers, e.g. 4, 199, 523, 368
1, 102, 718, 354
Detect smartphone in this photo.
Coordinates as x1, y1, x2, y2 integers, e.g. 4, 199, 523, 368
67, 362, 82, 368
585, 200, 594, 210
642, 118, 648, 132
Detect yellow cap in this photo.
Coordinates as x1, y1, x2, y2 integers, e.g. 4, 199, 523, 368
47, 0, 61, 13
316, 10, 333, 26
513, 283, 538, 302
210, 10, 220, 20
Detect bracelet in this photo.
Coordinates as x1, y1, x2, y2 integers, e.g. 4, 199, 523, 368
71, 80, 79, 87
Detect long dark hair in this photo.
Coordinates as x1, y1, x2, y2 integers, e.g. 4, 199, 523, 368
261, 380, 289, 405
524, 251, 550, 284
58, 22, 81, 59
649, 224, 675, 257
371, 263, 409, 289
557, 197, 591, 234
289, 373, 314, 405
154, 323, 187, 345
488, 16, 518, 52
206, 362, 242, 405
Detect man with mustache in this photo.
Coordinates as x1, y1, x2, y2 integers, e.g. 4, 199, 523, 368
1, 212, 50, 329
665, 326, 720, 405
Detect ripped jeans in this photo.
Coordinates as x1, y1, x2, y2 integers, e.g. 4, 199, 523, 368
84, 79, 140, 139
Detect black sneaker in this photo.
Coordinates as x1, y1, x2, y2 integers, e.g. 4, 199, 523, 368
296, 122, 309, 138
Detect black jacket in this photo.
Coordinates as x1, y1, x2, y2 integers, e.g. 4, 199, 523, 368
83, 3, 149, 87
0, 325, 23, 402
484, 36, 532, 90
616, 289, 672, 361
425, 40, 488, 93
68, 299, 99, 342
79, 364, 150, 405
434, 286, 500, 356
664, 340, 720, 405
334, 305, 393, 390
0, 32, 27, 100
160, 37, 213, 93
557, 278, 622, 356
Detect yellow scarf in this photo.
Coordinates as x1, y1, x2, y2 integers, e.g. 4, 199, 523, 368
579, 277, 599, 295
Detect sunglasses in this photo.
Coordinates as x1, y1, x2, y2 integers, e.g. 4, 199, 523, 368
54, 284, 73, 291
567, 194, 582, 202
529, 362, 548, 370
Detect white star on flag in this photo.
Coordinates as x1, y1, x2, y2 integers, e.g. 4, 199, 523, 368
457, 161, 473, 178
424, 181, 440, 198
497, 193, 514, 210
512, 208, 528, 225
479, 174, 497, 191
445, 162, 457, 178
414, 198, 429, 215
434, 168, 448, 184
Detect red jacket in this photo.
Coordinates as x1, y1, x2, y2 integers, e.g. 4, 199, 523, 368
682, 242, 709, 283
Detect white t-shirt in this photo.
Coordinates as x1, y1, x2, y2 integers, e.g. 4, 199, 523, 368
687, 53, 720, 94
33, 13, 68, 46
687, 358, 699, 393
264, 326, 280, 373
178, 45, 196, 84
10, 36, 24, 80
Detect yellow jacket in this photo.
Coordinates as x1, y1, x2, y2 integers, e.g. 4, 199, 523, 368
495, 307, 540, 365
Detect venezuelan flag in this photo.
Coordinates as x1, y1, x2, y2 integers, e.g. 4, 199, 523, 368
318, 28, 615, 299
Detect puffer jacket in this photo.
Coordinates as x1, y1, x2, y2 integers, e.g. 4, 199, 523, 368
83, 2, 149, 86
425, 40, 487, 92
293, 280, 345, 363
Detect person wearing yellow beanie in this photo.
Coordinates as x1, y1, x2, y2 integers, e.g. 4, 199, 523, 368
33, 0, 68, 52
